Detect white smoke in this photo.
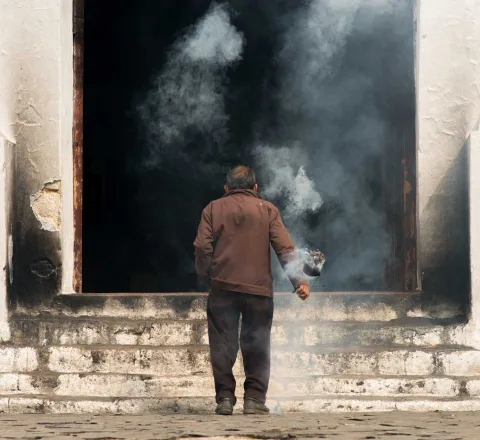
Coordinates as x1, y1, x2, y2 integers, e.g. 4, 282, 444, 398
136, 0, 412, 290
140, 3, 244, 166
255, 144, 323, 287
279, 0, 396, 119
253, 0, 409, 290
181, 5, 244, 65
255, 145, 322, 220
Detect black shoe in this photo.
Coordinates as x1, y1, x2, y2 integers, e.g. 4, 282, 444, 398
215, 397, 234, 415
243, 397, 270, 415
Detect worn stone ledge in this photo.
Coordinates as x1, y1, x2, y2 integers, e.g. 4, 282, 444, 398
438, 350, 480, 376
0, 347, 38, 373
1, 395, 480, 414
2, 345, 475, 377
269, 397, 480, 413
43, 346, 474, 377
10, 315, 466, 348
17, 293, 464, 323
11, 318, 209, 347
0, 372, 471, 398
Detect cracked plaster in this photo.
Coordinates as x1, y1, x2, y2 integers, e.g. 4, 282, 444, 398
30, 180, 61, 232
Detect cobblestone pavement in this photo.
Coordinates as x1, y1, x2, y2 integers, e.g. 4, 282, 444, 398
1, 412, 480, 439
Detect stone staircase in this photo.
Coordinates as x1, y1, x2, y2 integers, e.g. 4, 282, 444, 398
1, 293, 479, 414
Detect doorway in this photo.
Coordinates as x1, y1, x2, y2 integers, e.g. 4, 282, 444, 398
80, 0, 416, 293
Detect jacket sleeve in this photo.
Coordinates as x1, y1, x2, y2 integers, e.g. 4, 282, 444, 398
269, 208, 307, 288
194, 203, 214, 288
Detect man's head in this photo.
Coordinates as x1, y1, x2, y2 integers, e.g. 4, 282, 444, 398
225, 165, 258, 192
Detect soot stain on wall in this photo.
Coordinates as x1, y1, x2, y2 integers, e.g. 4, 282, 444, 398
421, 144, 470, 307
13, 169, 61, 307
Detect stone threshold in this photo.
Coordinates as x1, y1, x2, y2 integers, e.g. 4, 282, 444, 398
70, 291, 418, 297
2, 395, 480, 414
30, 291, 462, 322
10, 314, 465, 325
1, 343, 472, 350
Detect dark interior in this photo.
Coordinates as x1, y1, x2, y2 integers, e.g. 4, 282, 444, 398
83, 0, 415, 293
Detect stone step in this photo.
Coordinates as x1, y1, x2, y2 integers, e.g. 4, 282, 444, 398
0, 372, 478, 399
25, 293, 463, 323
10, 315, 465, 348
0, 347, 38, 373
2, 345, 477, 377
45, 346, 480, 377
1, 395, 480, 414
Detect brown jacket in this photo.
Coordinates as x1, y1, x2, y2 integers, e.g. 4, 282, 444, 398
194, 189, 305, 297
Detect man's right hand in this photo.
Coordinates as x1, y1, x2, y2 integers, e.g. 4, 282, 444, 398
295, 284, 310, 301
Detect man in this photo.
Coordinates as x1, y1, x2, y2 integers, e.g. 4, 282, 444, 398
194, 165, 310, 416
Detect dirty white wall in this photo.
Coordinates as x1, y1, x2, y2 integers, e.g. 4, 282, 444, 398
469, 132, 480, 339
0, 0, 478, 305
0, 0, 68, 307
0, 0, 62, 194
0, 137, 13, 341
418, 0, 480, 300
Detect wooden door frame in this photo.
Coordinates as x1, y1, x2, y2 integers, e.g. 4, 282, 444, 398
73, 0, 84, 293
71, 0, 418, 293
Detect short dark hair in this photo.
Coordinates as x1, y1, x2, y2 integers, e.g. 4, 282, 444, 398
226, 166, 256, 190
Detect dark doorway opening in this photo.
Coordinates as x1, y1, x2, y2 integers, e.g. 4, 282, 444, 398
82, 0, 416, 293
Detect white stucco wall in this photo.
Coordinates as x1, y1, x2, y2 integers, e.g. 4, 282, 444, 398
0, 0, 69, 305
0, 0, 478, 305
0, 0, 62, 185
0, 137, 13, 341
417, 0, 480, 292
469, 132, 480, 339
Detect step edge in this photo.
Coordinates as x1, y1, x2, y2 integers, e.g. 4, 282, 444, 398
10, 315, 466, 327
1, 372, 480, 380
2, 395, 479, 403
3, 344, 474, 352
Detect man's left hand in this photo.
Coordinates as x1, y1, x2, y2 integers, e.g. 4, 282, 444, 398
295, 284, 310, 301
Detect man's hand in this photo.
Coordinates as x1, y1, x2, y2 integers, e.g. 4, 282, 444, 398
295, 284, 310, 301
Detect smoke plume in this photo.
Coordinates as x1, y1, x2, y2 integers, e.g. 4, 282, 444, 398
253, 0, 413, 290
255, 145, 322, 221
132, 0, 413, 292
139, 3, 244, 168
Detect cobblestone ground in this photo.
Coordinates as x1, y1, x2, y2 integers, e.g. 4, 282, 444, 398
1, 412, 480, 439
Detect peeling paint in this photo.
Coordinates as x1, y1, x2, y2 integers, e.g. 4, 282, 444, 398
30, 180, 61, 232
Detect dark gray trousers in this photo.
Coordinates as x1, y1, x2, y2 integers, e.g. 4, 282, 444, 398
207, 289, 274, 404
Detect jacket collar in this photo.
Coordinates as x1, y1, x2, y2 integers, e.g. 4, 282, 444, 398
222, 189, 261, 199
